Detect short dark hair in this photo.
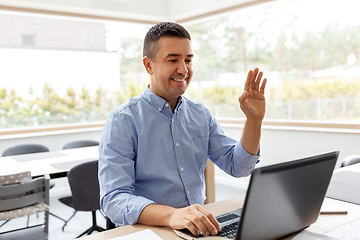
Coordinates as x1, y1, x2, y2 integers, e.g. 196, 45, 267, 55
143, 22, 191, 61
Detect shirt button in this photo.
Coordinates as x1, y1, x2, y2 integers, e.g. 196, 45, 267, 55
172, 119, 174, 122
165, 103, 169, 107
158, 108, 161, 111
180, 167, 184, 171
176, 143, 179, 147
187, 191, 190, 195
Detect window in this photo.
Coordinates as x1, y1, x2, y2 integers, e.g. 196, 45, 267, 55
183, 0, 360, 122
1, 0, 359, 131
0, 10, 150, 129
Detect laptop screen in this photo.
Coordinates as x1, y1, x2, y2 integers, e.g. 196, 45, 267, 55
236, 151, 339, 240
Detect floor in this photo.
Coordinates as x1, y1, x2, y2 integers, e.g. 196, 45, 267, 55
0, 182, 243, 240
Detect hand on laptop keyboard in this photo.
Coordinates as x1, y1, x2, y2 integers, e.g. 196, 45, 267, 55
217, 222, 237, 238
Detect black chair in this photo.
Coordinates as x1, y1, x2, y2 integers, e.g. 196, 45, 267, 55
59, 140, 100, 230
1, 144, 67, 226
2, 144, 49, 157
59, 160, 105, 238
106, 217, 116, 230
62, 140, 99, 150
341, 155, 360, 167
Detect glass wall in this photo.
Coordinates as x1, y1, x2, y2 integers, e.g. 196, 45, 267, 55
184, 0, 360, 122
0, 11, 150, 129
1, 0, 359, 130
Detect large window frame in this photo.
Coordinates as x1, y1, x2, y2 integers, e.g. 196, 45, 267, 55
1, 1, 360, 137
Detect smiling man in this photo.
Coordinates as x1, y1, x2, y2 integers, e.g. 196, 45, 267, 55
99, 22, 267, 237
143, 35, 194, 111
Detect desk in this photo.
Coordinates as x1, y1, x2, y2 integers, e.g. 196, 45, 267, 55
79, 163, 360, 240
0, 146, 99, 178
326, 163, 360, 205
79, 195, 360, 240
0, 147, 216, 202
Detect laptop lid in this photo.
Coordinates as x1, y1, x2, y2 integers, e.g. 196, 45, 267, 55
236, 151, 339, 240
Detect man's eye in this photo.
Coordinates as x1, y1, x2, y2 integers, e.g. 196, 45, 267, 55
186, 59, 192, 63
169, 59, 177, 62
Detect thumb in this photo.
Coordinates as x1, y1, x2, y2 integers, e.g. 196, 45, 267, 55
238, 90, 248, 104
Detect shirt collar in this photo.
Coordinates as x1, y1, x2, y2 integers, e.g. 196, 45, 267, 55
142, 84, 184, 112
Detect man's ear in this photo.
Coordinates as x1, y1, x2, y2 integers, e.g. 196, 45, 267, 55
143, 56, 153, 75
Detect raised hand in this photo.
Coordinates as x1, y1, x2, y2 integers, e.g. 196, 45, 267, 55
238, 68, 267, 121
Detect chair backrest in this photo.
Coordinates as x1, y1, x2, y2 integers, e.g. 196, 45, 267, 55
341, 155, 360, 167
2, 144, 49, 157
0, 171, 32, 186
67, 160, 100, 212
62, 140, 99, 150
0, 172, 50, 212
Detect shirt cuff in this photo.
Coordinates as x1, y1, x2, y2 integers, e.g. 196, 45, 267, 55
233, 141, 260, 176
110, 195, 155, 227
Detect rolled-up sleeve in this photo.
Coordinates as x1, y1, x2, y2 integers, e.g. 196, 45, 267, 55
98, 111, 155, 226
206, 108, 260, 177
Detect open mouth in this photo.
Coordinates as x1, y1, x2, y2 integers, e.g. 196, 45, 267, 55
171, 78, 186, 82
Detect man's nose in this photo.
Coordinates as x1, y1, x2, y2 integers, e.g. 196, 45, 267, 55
177, 60, 188, 75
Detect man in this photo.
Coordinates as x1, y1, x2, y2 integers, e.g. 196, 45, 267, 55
98, 22, 267, 237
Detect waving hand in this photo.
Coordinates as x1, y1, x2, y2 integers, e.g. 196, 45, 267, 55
238, 68, 267, 121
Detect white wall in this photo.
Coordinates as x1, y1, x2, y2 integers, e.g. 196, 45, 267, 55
215, 124, 360, 191
1, 123, 358, 166
0, 128, 102, 153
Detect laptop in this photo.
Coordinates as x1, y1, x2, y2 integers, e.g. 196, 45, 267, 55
174, 151, 339, 240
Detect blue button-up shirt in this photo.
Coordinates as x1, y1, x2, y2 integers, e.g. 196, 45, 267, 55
98, 86, 259, 226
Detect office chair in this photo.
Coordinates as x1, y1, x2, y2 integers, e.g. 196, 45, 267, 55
62, 140, 99, 150
341, 155, 360, 167
1, 144, 67, 226
59, 160, 105, 238
106, 217, 116, 230
58, 140, 100, 230
2, 144, 49, 157
0, 171, 50, 240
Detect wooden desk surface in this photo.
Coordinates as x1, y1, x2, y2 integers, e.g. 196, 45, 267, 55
0, 146, 99, 178
80, 194, 360, 240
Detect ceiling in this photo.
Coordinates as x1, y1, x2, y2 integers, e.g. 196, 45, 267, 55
0, 0, 274, 23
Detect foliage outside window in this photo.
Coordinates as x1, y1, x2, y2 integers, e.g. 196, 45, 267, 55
1, 0, 360, 130
184, 0, 360, 121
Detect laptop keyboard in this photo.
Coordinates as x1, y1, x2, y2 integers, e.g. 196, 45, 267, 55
217, 222, 237, 238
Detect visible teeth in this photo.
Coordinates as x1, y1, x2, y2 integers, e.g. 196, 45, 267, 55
173, 78, 185, 82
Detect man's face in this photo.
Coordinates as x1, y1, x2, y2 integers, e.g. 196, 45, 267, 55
144, 37, 194, 105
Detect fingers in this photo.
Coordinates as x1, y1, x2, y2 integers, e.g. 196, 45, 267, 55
254, 71, 263, 91
172, 205, 221, 237
249, 68, 259, 90
188, 206, 220, 236
196, 206, 222, 235
260, 78, 267, 94
244, 67, 266, 93
244, 70, 253, 91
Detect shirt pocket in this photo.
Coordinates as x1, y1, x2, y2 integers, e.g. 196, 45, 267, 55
191, 137, 209, 168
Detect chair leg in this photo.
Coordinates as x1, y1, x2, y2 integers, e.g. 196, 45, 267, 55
49, 212, 67, 223
99, 209, 106, 219
0, 220, 10, 228
62, 210, 77, 231
75, 211, 105, 238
